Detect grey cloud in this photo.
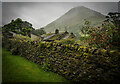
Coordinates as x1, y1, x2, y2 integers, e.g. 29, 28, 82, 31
2, 2, 118, 29
2, 0, 120, 2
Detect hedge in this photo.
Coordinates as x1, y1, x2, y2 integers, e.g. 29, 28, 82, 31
2, 37, 120, 83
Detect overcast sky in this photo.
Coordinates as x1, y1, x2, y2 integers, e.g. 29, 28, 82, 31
0, 2, 2, 26
1, 0, 120, 2
2, 2, 119, 29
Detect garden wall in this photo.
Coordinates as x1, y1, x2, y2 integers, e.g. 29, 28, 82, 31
2, 37, 120, 83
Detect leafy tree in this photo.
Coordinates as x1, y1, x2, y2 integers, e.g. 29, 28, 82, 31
65, 31, 68, 34
105, 12, 120, 27
86, 12, 120, 49
55, 29, 59, 34
2, 18, 34, 37
71, 32, 74, 35
80, 20, 91, 36
105, 12, 120, 46
31, 27, 46, 36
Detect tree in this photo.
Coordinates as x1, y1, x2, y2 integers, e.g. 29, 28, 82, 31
80, 20, 91, 36
31, 28, 46, 36
65, 31, 68, 34
105, 12, 120, 28
2, 18, 34, 37
71, 32, 74, 35
86, 12, 120, 49
55, 29, 59, 34
105, 12, 120, 46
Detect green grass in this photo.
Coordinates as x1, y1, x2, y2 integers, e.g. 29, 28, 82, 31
2, 48, 68, 82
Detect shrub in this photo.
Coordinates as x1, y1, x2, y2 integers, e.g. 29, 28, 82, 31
87, 22, 119, 50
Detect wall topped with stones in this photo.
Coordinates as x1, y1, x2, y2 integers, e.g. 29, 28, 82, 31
2, 37, 120, 83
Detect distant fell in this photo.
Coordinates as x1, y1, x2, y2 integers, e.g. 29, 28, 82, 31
44, 6, 105, 38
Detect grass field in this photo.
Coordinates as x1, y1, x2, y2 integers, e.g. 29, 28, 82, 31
2, 48, 68, 82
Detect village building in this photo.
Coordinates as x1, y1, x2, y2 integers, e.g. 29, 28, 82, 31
31, 34, 43, 41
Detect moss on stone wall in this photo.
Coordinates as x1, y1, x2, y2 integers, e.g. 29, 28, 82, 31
2, 37, 120, 83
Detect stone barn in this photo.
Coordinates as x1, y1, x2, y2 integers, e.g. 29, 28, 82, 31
31, 34, 43, 41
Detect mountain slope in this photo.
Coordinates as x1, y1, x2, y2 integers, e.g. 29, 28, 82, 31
44, 6, 105, 38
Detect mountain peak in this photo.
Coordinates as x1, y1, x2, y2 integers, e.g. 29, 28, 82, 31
70, 6, 90, 10
44, 6, 105, 38
66, 6, 104, 19
74, 6, 88, 9
69, 6, 96, 13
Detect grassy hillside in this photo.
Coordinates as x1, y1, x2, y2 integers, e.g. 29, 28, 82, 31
2, 48, 68, 82
44, 6, 105, 38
